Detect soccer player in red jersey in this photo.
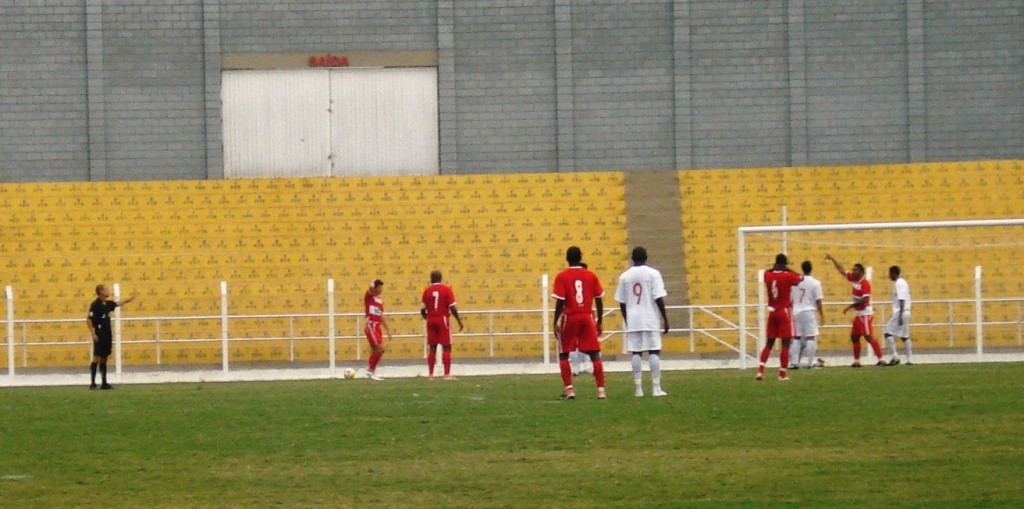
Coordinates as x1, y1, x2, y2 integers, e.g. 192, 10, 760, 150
825, 254, 886, 367
759, 254, 803, 381
552, 246, 606, 400
364, 279, 392, 380
420, 270, 464, 380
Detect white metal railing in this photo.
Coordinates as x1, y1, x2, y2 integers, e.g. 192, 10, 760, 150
3, 277, 1023, 380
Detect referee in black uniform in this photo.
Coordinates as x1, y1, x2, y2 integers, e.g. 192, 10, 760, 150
87, 284, 135, 390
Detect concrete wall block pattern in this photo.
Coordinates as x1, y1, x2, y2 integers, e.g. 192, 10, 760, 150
0, 1, 1020, 181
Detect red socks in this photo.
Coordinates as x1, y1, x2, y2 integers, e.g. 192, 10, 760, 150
559, 356, 604, 390
868, 339, 883, 359
758, 346, 772, 375
442, 350, 452, 376
593, 359, 605, 388
852, 341, 862, 360
558, 358, 573, 387
780, 346, 790, 370
368, 350, 383, 372
427, 350, 436, 377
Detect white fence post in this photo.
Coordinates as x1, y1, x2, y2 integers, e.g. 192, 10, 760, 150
355, 316, 362, 360
780, 204, 788, 255
327, 279, 336, 373
288, 318, 295, 362
1017, 301, 1022, 347
221, 281, 229, 373
488, 312, 494, 357
947, 302, 954, 347
688, 306, 695, 353
422, 320, 428, 360
5, 286, 14, 378
737, 230, 747, 369
155, 319, 162, 365
541, 274, 550, 364
756, 270, 766, 358
975, 266, 983, 359
113, 283, 122, 380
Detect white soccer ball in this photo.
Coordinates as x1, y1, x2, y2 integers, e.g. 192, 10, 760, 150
343, 368, 356, 379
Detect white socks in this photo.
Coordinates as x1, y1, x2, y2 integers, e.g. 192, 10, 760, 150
885, 335, 899, 357
631, 353, 643, 386
632, 352, 664, 394
904, 339, 913, 362
649, 353, 661, 384
805, 338, 817, 366
790, 339, 804, 367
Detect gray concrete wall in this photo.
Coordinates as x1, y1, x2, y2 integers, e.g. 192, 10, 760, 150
923, 0, 1024, 161
1, 2, 90, 182
1, 0, 1021, 182
448, 1, 556, 173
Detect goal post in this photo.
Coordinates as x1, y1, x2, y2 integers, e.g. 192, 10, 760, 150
737, 218, 1024, 369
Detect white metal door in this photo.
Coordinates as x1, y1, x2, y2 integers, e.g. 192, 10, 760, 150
329, 68, 439, 176
222, 70, 332, 178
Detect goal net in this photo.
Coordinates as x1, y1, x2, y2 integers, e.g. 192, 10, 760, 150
737, 219, 1024, 368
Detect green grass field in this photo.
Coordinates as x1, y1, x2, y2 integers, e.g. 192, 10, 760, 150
2, 363, 1023, 508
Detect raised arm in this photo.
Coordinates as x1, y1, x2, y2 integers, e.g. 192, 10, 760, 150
824, 253, 845, 277
116, 295, 136, 307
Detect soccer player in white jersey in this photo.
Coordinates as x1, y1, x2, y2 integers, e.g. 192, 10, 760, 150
883, 265, 913, 365
790, 261, 825, 369
615, 247, 670, 397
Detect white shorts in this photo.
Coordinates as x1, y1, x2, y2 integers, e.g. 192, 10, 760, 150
794, 310, 819, 338
625, 330, 663, 352
884, 311, 911, 338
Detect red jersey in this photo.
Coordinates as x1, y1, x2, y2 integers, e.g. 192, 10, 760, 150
422, 283, 457, 318
763, 270, 803, 309
846, 272, 873, 316
364, 290, 384, 324
552, 266, 604, 315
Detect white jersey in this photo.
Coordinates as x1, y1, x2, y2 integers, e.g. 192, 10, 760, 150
615, 264, 668, 332
793, 275, 823, 315
892, 277, 911, 312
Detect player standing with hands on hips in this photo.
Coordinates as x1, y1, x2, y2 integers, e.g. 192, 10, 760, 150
87, 284, 135, 390
824, 254, 886, 367
552, 246, 606, 400
615, 247, 670, 397
420, 270, 464, 380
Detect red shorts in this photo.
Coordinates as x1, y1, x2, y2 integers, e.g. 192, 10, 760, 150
559, 313, 600, 354
765, 307, 795, 339
851, 315, 874, 337
425, 316, 452, 347
365, 321, 384, 348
